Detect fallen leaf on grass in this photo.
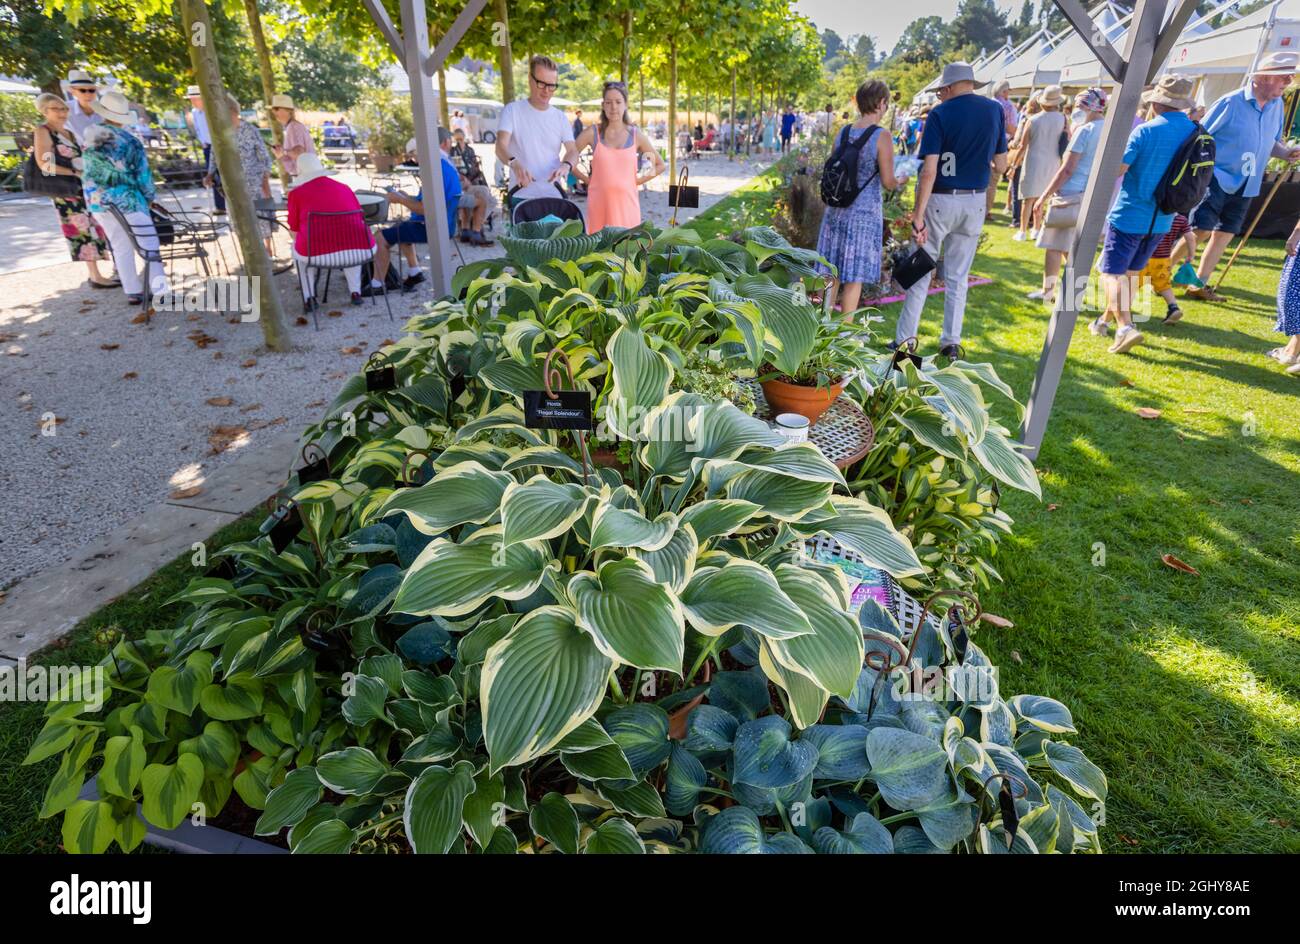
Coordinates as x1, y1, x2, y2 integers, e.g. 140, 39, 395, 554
1118, 378, 1135, 387
1160, 554, 1199, 576
169, 486, 203, 500
1117, 834, 1140, 847
1182, 407, 1211, 414
205, 396, 234, 407
99, 343, 120, 351
1269, 818, 1292, 829
1135, 407, 1161, 419
241, 358, 257, 368
122, 371, 138, 380
1240, 498, 1253, 505
1010, 650, 1022, 665
980, 613, 1014, 628
1046, 503, 1059, 511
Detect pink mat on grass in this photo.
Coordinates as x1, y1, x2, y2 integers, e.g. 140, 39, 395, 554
864, 275, 993, 307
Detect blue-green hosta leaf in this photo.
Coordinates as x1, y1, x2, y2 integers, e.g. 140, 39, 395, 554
588, 504, 677, 552
530, 792, 580, 853
396, 623, 454, 666
500, 230, 601, 265
98, 729, 146, 799
482, 606, 614, 770
316, 747, 388, 795
560, 742, 635, 782
1018, 801, 1060, 853
629, 523, 698, 594
140, 754, 204, 830
970, 425, 1042, 498
677, 499, 763, 544
732, 715, 819, 789
341, 674, 389, 727
377, 461, 513, 536
893, 824, 946, 853
501, 476, 593, 547
708, 670, 772, 722
62, 799, 117, 855
680, 561, 813, 640
664, 744, 708, 816
980, 699, 1017, 746
1044, 741, 1108, 803
683, 705, 739, 753
700, 805, 814, 854
1009, 694, 1077, 734
570, 559, 684, 671
146, 651, 213, 715
794, 496, 924, 579
603, 704, 671, 777
583, 817, 646, 854
813, 811, 894, 854
403, 760, 477, 854
733, 771, 814, 817
255, 767, 322, 835
392, 529, 551, 617
606, 325, 672, 439
801, 724, 870, 780
865, 727, 952, 811
1048, 784, 1102, 853
915, 784, 978, 850
763, 564, 863, 699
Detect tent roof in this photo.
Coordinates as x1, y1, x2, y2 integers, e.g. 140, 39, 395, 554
0, 75, 38, 95
1167, 0, 1300, 77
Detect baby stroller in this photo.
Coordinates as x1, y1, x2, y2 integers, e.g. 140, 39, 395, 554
510, 191, 585, 228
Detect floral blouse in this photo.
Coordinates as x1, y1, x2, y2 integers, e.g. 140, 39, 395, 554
80, 126, 154, 216
209, 120, 274, 193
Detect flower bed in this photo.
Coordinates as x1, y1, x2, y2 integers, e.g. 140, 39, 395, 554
28, 220, 1105, 854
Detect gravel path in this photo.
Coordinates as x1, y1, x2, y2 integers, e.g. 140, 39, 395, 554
0, 146, 777, 590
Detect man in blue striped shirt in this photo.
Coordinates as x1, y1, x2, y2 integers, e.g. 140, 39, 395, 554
1188, 52, 1300, 300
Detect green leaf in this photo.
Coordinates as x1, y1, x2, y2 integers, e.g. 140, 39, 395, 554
392, 529, 550, 617
146, 651, 214, 714
560, 742, 635, 781
679, 560, 813, 640
570, 559, 684, 672
501, 476, 593, 546
969, 425, 1042, 498
98, 729, 146, 799
255, 767, 323, 835
724, 468, 836, 521
794, 496, 924, 579
582, 817, 646, 854
762, 564, 864, 699
629, 524, 699, 594
598, 780, 666, 819
812, 812, 894, 854
606, 325, 672, 438
700, 805, 812, 854
732, 716, 819, 789
529, 792, 579, 854
293, 818, 357, 854
403, 760, 477, 854
377, 460, 514, 534
198, 676, 264, 721
603, 704, 672, 777
39, 729, 98, 819
588, 505, 677, 552
1044, 741, 1108, 803
317, 747, 389, 795
677, 499, 762, 544
482, 607, 613, 770
140, 754, 205, 830
922, 366, 989, 443
62, 799, 117, 854
462, 769, 505, 847
177, 721, 239, 779
341, 675, 390, 728
865, 728, 952, 811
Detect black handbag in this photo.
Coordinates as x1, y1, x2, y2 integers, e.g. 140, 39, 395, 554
20, 152, 84, 199
893, 244, 936, 291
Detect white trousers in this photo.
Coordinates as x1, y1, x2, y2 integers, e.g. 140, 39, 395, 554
98, 209, 169, 297
895, 192, 986, 349
293, 249, 373, 301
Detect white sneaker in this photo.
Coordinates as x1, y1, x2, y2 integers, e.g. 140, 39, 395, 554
1109, 325, 1145, 354
1026, 289, 1046, 300
1088, 318, 1111, 337
1013, 231, 1026, 242
1029, 228, 1041, 240
1287, 361, 1300, 375
1266, 347, 1300, 366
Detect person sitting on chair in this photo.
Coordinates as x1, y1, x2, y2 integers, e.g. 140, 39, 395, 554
450, 127, 496, 245
286, 153, 374, 311
367, 127, 461, 295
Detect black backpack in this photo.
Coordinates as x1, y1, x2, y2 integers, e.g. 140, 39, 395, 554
1153, 123, 1216, 217
820, 124, 880, 208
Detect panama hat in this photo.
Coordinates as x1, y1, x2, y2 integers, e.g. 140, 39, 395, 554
992, 80, 1011, 96
1142, 74, 1194, 110
66, 69, 100, 90
185, 85, 201, 97
292, 152, 331, 185
937, 62, 989, 89
270, 94, 296, 111
90, 89, 135, 125
1252, 52, 1299, 76
1036, 84, 1065, 107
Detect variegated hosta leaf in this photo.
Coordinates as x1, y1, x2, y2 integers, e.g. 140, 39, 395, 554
569, 558, 685, 672
762, 564, 863, 699
734, 274, 819, 377
722, 468, 836, 521
794, 495, 924, 578
865, 727, 953, 811
758, 642, 831, 729
454, 403, 545, 446
501, 319, 546, 363
500, 476, 593, 547
639, 391, 711, 479
1008, 694, 1077, 734
970, 424, 1042, 498
685, 400, 786, 461
477, 355, 548, 397
588, 504, 677, 552
1044, 741, 1108, 803
605, 325, 672, 439
404, 760, 477, 854
481, 606, 614, 771
921, 366, 989, 443
391, 528, 551, 617
500, 231, 602, 266
376, 461, 513, 535
700, 443, 847, 492
629, 522, 698, 593
679, 560, 813, 640
677, 499, 763, 544
501, 446, 585, 477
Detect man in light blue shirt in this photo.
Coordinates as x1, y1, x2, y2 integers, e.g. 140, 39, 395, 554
1190, 52, 1300, 299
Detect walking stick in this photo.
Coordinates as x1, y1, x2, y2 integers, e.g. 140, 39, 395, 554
1214, 164, 1292, 291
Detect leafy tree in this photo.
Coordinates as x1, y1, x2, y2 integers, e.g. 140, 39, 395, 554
947, 0, 1011, 56
820, 28, 842, 62
853, 34, 876, 67
274, 27, 385, 110
891, 15, 946, 64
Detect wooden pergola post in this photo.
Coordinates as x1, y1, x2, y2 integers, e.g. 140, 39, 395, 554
1019, 0, 1201, 459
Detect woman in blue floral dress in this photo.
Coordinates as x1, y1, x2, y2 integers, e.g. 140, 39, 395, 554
815, 80, 899, 315
1270, 216, 1300, 375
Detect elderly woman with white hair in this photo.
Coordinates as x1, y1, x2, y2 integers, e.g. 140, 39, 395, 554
30, 92, 116, 288
79, 90, 169, 305
203, 93, 276, 254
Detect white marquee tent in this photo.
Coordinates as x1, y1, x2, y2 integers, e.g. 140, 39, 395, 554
1167, 0, 1300, 103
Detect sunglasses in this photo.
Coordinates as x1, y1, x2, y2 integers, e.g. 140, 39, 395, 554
530, 73, 559, 92
72, 88, 97, 94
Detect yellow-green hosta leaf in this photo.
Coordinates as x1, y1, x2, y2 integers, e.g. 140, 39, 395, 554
403, 760, 477, 854
145, 651, 214, 715
377, 461, 513, 535
482, 607, 614, 771
763, 564, 863, 699
570, 559, 684, 672
679, 560, 813, 640
588, 504, 677, 552
62, 799, 117, 855
501, 476, 593, 547
606, 325, 672, 439
177, 721, 239, 779
198, 675, 264, 721
97, 728, 146, 799
392, 529, 551, 617
39, 728, 99, 819
758, 642, 830, 729
140, 754, 205, 830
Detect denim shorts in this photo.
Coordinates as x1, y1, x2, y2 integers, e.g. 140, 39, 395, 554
1099, 225, 1164, 275
1191, 176, 1251, 235
380, 220, 427, 246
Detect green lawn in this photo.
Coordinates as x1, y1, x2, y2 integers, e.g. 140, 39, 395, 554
692, 167, 1300, 853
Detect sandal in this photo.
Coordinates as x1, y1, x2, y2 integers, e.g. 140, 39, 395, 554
88, 279, 120, 289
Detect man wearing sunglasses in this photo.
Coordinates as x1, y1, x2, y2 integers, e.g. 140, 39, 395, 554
494, 55, 579, 204
64, 70, 105, 145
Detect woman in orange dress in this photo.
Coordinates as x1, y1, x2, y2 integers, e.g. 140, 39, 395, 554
573, 81, 665, 233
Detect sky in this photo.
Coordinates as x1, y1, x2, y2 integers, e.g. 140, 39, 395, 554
792, 0, 1025, 56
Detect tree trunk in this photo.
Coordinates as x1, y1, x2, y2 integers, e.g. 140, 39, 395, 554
620, 11, 632, 85
181, 0, 289, 352
639, 70, 645, 130
746, 74, 753, 156
668, 37, 678, 188
495, 0, 515, 104
437, 64, 451, 128
729, 66, 737, 160
241, 0, 289, 189
686, 89, 692, 138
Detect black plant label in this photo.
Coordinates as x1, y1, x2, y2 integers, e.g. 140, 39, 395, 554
365, 364, 397, 392
999, 779, 1019, 850
523, 389, 593, 431
296, 453, 331, 485
205, 557, 238, 580
890, 348, 923, 372
948, 613, 969, 664
269, 504, 302, 553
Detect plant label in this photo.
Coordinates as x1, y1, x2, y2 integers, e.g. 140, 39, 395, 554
365, 363, 396, 392
267, 504, 302, 553
523, 389, 594, 431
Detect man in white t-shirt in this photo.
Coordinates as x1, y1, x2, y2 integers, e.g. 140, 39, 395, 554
494, 55, 579, 204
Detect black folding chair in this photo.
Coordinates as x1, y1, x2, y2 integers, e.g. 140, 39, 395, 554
105, 203, 167, 324
296, 209, 391, 329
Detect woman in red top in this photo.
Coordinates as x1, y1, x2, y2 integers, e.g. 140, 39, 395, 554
286, 153, 376, 310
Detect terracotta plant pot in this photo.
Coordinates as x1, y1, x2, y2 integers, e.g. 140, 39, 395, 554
761, 376, 845, 425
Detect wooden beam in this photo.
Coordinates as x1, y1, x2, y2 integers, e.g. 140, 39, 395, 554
1148, 0, 1202, 83
424, 0, 489, 76
361, 0, 405, 66
1054, 0, 1126, 81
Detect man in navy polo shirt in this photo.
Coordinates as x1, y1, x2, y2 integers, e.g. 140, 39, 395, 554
895, 62, 1007, 359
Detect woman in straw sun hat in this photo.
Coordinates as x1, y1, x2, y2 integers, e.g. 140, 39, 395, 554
269, 93, 316, 177
1015, 84, 1065, 242
79, 89, 169, 306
